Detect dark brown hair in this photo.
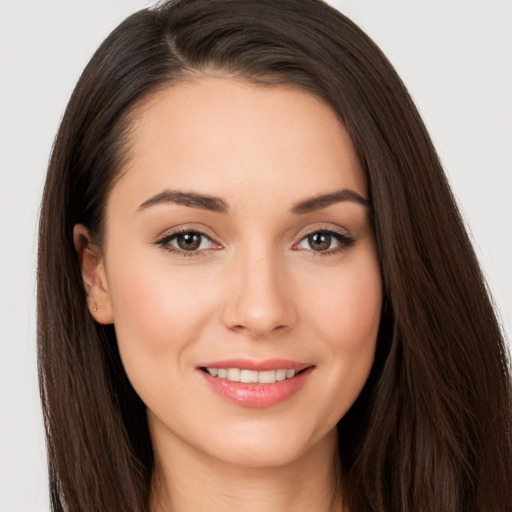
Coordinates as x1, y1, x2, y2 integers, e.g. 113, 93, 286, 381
38, 0, 512, 510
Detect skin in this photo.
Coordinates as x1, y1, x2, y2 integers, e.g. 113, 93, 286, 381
75, 77, 382, 512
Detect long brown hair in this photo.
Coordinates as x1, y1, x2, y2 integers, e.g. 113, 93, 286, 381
37, 0, 512, 510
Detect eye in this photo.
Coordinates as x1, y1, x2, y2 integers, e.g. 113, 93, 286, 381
156, 229, 218, 256
295, 229, 355, 255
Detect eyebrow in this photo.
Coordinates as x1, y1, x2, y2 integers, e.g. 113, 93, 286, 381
290, 189, 371, 214
138, 190, 229, 213
137, 188, 371, 214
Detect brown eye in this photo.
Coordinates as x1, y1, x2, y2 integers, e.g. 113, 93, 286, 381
157, 230, 217, 255
307, 232, 331, 251
295, 229, 355, 255
176, 232, 201, 251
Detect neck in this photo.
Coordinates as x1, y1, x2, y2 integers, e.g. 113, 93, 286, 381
149, 427, 344, 512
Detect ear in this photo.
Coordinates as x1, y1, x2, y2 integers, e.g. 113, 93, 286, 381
73, 224, 114, 324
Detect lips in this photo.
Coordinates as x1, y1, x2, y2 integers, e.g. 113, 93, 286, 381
197, 359, 314, 408
205, 367, 299, 384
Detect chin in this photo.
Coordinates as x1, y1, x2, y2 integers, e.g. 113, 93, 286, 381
200, 417, 337, 469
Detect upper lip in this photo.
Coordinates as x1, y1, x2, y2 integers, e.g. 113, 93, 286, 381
198, 358, 313, 372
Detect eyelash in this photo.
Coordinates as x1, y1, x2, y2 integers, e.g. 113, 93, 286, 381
155, 227, 217, 257
154, 227, 356, 258
296, 227, 356, 257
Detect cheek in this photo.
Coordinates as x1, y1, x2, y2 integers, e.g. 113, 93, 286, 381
301, 252, 382, 415
105, 248, 219, 376
305, 255, 382, 352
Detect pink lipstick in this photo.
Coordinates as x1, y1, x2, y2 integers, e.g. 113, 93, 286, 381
197, 359, 314, 408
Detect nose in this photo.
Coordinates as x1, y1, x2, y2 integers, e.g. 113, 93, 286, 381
221, 249, 297, 338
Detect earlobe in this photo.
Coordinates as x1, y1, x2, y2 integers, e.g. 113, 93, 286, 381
73, 224, 114, 324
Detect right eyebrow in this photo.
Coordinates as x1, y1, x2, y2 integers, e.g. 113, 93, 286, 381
290, 188, 371, 214
137, 190, 229, 213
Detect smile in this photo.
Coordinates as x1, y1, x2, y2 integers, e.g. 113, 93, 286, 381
198, 360, 314, 408
204, 367, 299, 384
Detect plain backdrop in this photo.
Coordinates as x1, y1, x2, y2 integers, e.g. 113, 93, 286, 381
1, 1, 511, 510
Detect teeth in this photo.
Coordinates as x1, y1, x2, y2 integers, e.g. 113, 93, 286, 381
258, 370, 275, 384
276, 369, 287, 381
286, 369, 296, 379
205, 367, 301, 383
240, 369, 258, 383
226, 368, 240, 381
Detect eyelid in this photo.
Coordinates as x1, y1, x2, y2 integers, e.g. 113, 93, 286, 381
293, 225, 356, 255
298, 224, 349, 238
153, 225, 223, 257
294, 224, 351, 244
153, 222, 218, 241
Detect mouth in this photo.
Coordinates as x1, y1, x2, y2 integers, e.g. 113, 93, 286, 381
201, 367, 308, 384
197, 359, 314, 408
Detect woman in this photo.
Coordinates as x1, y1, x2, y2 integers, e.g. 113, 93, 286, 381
37, 0, 512, 510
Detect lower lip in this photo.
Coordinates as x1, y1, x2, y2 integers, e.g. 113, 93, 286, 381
199, 367, 314, 408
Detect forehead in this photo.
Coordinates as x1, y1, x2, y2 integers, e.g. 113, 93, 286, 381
114, 77, 366, 212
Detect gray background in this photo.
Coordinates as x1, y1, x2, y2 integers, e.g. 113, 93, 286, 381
1, 1, 511, 510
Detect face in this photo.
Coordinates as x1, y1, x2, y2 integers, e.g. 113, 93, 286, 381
81, 77, 382, 469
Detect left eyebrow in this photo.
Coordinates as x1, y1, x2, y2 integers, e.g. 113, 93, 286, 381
137, 190, 229, 213
291, 188, 371, 214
